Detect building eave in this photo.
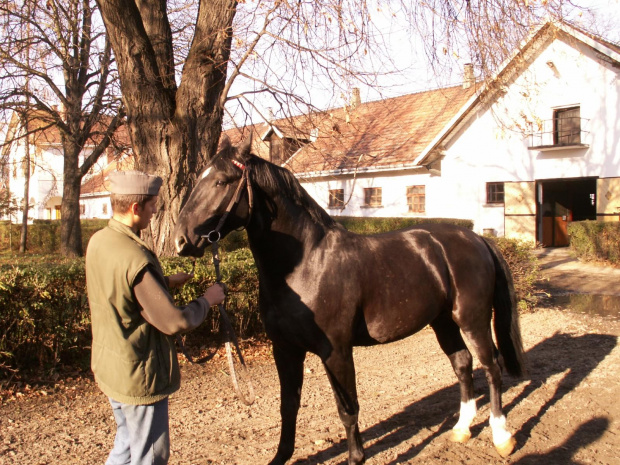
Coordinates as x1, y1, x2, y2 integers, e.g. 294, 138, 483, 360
295, 162, 430, 181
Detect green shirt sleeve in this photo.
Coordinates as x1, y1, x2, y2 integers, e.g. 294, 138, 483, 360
134, 267, 211, 335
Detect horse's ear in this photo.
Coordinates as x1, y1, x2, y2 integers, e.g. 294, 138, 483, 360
237, 134, 252, 162
219, 134, 232, 152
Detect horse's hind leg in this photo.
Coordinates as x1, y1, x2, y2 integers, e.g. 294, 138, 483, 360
322, 347, 365, 465
269, 343, 306, 465
431, 314, 477, 443
462, 327, 516, 458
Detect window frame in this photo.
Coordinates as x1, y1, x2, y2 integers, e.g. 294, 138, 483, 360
407, 185, 426, 213
328, 188, 345, 209
486, 182, 505, 204
363, 187, 382, 207
553, 106, 581, 146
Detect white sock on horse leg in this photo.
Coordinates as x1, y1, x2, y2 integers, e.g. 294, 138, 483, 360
489, 413, 512, 445
454, 398, 477, 432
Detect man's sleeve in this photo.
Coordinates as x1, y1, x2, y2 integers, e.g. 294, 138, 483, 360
133, 268, 211, 335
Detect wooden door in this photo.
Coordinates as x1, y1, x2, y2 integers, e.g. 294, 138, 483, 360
504, 181, 536, 244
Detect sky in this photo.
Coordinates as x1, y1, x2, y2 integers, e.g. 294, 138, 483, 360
223, 0, 620, 128
338, 0, 620, 106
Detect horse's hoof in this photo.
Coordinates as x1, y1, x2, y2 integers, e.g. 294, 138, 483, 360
451, 428, 472, 443
495, 436, 517, 458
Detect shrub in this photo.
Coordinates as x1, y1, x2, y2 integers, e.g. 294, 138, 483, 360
1, 219, 538, 381
0, 247, 261, 381
0, 258, 90, 379
569, 221, 620, 266
334, 216, 473, 234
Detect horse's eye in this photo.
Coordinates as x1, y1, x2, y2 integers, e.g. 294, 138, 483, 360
215, 180, 227, 187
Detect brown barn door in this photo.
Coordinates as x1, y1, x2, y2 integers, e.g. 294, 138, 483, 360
504, 181, 536, 243
540, 178, 597, 247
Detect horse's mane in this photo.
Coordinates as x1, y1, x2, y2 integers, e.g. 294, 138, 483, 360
247, 155, 337, 229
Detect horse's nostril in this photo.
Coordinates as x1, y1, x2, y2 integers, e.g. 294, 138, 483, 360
175, 235, 187, 253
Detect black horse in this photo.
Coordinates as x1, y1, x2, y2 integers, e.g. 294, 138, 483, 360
173, 136, 526, 464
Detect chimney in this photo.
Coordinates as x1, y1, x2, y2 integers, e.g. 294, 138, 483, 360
351, 88, 361, 109
463, 63, 475, 89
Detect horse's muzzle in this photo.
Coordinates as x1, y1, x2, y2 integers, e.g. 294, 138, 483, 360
175, 234, 204, 257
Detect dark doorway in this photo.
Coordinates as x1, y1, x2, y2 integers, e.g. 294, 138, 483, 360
537, 178, 597, 247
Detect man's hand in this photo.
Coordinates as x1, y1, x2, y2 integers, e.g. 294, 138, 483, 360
167, 272, 194, 288
204, 283, 226, 306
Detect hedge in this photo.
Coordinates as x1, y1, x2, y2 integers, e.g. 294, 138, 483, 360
0, 248, 259, 380
568, 221, 620, 266
0, 219, 108, 254
334, 216, 473, 234
1, 217, 539, 381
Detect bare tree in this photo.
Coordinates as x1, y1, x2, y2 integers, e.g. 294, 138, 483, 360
0, 0, 124, 257
95, 0, 588, 255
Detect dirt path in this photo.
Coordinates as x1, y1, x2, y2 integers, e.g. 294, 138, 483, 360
1, 251, 619, 464
2, 308, 619, 465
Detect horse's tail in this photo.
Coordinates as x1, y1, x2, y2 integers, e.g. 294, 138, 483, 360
483, 237, 527, 378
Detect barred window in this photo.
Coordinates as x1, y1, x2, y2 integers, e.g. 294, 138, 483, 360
328, 189, 344, 208
486, 182, 504, 204
364, 187, 382, 207
553, 106, 581, 145
407, 185, 425, 213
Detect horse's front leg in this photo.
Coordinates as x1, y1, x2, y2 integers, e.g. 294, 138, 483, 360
268, 343, 306, 465
323, 347, 365, 465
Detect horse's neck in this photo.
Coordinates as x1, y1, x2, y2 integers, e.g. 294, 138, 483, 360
246, 195, 327, 271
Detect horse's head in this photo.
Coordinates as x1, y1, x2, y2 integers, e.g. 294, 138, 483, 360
174, 135, 253, 257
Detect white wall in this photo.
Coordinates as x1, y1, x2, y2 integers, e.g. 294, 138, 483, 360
301, 170, 436, 219
299, 34, 620, 240
436, 34, 620, 236
80, 196, 112, 219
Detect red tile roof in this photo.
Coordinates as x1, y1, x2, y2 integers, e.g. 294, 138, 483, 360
280, 85, 477, 175
80, 153, 136, 195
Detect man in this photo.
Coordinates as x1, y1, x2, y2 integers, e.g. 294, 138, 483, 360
85, 170, 225, 465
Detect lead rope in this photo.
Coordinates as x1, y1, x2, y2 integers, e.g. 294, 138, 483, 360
210, 238, 255, 406
179, 164, 255, 405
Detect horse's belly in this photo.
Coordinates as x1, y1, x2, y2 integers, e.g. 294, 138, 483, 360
359, 300, 442, 345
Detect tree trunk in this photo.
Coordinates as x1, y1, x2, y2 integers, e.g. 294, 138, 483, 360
60, 144, 83, 257
96, 0, 238, 256
19, 144, 30, 254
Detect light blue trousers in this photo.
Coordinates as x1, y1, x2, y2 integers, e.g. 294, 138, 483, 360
106, 397, 170, 465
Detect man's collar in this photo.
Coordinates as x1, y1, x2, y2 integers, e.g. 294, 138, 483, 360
108, 218, 154, 253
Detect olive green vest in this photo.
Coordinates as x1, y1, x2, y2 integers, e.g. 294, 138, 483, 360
85, 219, 180, 405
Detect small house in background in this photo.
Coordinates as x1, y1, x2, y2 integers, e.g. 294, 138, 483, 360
1, 112, 66, 221
0, 110, 131, 223
239, 20, 620, 246
79, 150, 135, 219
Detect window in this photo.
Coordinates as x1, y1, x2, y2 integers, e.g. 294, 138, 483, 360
102, 203, 108, 215
364, 187, 382, 207
553, 106, 581, 145
486, 182, 504, 204
79, 203, 85, 215
407, 185, 425, 213
328, 189, 344, 208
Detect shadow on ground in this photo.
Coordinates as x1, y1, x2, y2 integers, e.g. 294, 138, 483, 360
291, 332, 616, 464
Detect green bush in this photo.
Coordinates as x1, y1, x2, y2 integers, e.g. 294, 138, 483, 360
0, 219, 248, 255
1, 218, 539, 381
568, 221, 620, 265
0, 247, 260, 381
334, 216, 473, 234
0, 219, 109, 254
0, 258, 90, 378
